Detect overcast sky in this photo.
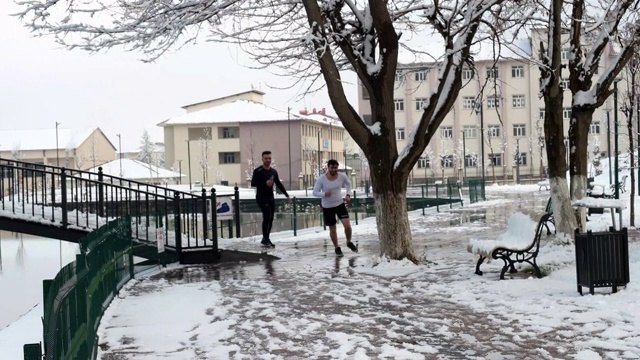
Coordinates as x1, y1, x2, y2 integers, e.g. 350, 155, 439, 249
0, 2, 358, 152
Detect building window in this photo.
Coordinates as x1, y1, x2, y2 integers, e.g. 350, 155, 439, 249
396, 128, 406, 140
590, 121, 601, 134
188, 127, 212, 141
511, 65, 524, 78
462, 68, 474, 80
464, 155, 475, 167
486, 67, 499, 79
489, 153, 502, 166
561, 78, 570, 90
513, 124, 526, 137
415, 98, 428, 111
487, 95, 500, 108
561, 48, 570, 61
463, 125, 477, 139
512, 95, 526, 108
462, 96, 476, 109
395, 70, 404, 82
516, 152, 528, 166
219, 152, 239, 164
221, 127, 239, 139
488, 125, 501, 138
539, 108, 545, 120
418, 157, 430, 168
440, 126, 453, 139
563, 107, 572, 120
414, 68, 429, 81
441, 155, 454, 168
394, 99, 404, 111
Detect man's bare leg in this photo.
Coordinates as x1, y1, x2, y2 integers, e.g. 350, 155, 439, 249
329, 225, 339, 248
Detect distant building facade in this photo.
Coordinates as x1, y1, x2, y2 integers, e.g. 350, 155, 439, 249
0, 127, 116, 170
159, 90, 349, 188
357, 28, 627, 184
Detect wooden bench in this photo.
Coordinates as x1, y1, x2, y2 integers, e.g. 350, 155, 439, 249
467, 212, 551, 280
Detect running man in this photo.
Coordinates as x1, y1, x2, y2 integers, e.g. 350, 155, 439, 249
312, 159, 357, 257
251, 150, 291, 247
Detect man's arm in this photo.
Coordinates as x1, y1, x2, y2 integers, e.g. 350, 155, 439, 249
250, 168, 259, 188
273, 170, 290, 197
344, 173, 352, 195
312, 177, 324, 198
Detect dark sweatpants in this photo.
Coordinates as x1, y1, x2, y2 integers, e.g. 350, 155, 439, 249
256, 198, 275, 241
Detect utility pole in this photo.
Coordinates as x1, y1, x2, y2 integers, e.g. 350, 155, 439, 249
55, 122, 60, 167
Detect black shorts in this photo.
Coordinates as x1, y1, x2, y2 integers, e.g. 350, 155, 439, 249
322, 203, 349, 226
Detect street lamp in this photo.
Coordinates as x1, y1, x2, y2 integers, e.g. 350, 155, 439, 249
461, 130, 467, 185
116, 133, 122, 177
474, 101, 486, 186
614, 79, 621, 199
287, 107, 292, 190
185, 140, 192, 191
317, 129, 322, 175
55, 122, 60, 167
605, 107, 612, 184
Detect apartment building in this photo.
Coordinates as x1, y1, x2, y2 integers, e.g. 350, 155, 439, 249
159, 90, 349, 189
357, 29, 627, 184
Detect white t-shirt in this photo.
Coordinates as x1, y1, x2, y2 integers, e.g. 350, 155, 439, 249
312, 172, 352, 208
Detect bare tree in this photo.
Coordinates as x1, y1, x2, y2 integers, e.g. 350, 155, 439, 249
621, 52, 640, 227
16, 0, 519, 261
198, 128, 212, 185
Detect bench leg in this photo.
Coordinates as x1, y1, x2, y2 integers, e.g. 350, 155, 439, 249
532, 259, 542, 278
475, 256, 485, 276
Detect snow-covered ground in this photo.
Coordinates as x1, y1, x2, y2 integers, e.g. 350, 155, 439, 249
2, 182, 640, 359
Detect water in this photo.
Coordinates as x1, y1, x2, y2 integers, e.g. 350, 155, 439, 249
0, 231, 79, 330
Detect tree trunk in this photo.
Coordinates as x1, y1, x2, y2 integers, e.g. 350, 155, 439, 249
569, 109, 594, 231
374, 190, 415, 261
628, 114, 636, 227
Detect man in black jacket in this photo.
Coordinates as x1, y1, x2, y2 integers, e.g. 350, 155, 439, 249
251, 150, 291, 247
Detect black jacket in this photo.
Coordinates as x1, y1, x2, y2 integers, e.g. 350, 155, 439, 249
251, 166, 289, 200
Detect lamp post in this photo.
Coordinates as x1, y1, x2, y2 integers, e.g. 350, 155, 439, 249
288, 107, 292, 190
186, 140, 192, 191
116, 133, 122, 177
55, 122, 60, 167
178, 160, 182, 184
637, 96, 640, 193
474, 102, 486, 186
606, 107, 612, 185
516, 138, 520, 184
614, 79, 620, 199
461, 130, 467, 185
317, 130, 322, 175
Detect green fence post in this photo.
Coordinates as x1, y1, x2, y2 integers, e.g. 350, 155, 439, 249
173, 192, 182, 263
293, 197, 298, 236
234, 186, 241, 238
353, 190, 358, 225
421, 185, 425, 215
436, 184, 440, 212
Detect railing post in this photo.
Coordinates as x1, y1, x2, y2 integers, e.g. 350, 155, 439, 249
201, 188, 208, 242
173, 192, 182, 263
353, 190, 358, 225
211, 188, 218, 252
436, 184, 440, 212
421, 185, 425, 216
61, 169, 68, 228
234, 186, 241, 238
98, 167, 105, 217
293, 197, 298, 236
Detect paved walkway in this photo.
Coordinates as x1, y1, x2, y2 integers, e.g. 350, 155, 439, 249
98, 191, 596, 359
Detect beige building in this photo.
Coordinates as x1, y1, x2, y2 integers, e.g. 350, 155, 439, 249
0, 127, 116, 170
159, 90, 349, 189
358, 29, 628, 184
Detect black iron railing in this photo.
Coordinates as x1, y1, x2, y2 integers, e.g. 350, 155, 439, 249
0, 158, 240, 262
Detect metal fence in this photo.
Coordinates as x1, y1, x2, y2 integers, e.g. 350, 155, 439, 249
468, 179, 486, 204
23, 216, 134, 360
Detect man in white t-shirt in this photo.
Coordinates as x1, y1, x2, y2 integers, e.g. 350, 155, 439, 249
312, 159, 358, 257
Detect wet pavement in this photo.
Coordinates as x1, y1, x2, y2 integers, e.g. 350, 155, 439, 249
99, 190, 586, 359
